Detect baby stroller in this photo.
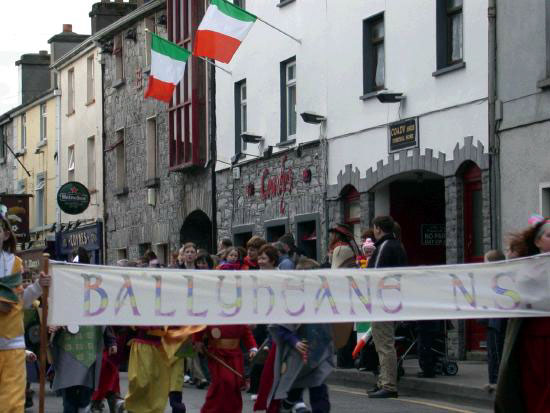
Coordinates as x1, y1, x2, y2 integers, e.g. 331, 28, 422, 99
354, 321, 458, 378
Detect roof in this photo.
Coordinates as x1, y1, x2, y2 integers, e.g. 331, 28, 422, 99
51, 0, 165, 70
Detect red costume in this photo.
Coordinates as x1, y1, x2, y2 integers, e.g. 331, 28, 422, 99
194, 325, 257, 413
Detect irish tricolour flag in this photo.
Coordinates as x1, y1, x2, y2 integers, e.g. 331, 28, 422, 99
144, 33, 190, 103
194, 0, 257, 64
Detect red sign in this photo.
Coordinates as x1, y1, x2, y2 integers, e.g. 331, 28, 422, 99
260, 156, 294, 214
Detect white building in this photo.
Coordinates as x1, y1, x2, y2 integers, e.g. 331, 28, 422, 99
215, 0, 492, 356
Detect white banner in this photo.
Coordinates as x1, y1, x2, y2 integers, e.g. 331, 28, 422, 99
48, 254, 550, 326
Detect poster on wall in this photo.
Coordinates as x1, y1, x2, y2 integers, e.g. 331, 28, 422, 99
388, 117, 419, 153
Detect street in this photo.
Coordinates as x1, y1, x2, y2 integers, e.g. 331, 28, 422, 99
34, 373, 492, 413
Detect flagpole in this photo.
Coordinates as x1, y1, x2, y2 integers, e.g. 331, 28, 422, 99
256, 17, 302, 44
144, 29, 232, 75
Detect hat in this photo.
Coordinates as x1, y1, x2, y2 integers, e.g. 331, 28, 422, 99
329, 223, 355, 240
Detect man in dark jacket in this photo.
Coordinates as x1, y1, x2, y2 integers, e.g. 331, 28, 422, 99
366, 216, 407, 398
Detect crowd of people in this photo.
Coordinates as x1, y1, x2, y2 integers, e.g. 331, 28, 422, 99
0, 210, 549, 412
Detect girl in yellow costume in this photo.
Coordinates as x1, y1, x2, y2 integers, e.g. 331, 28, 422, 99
0, 215, 49, 412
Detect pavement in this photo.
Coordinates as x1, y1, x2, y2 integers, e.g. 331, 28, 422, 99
328, 359, 495, 408
33, 360, 494, 412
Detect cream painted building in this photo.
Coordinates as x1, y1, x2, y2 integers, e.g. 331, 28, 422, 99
12, 92, 57, 240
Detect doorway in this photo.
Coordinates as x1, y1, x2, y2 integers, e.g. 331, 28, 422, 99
389, 176, 446, 266
180, 210, 213, 253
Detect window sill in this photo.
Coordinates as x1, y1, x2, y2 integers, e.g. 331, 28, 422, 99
145, 177, 160, 188
85, 99, 95, 107
432, 61, 466, 77
115, 187, 129, 197
37, 140, 47, 149
276, 138, 296, 148
112, 79, 126, 89
15, 149, 26, 157
66, 110, 75, 117
143, 65, 151, 75
277, 0, 296, 7
359, 91, 379, 101
537, 77, 550, 89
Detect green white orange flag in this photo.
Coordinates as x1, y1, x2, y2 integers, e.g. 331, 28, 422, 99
194, 0, 257, 63
144, 33, 191, 103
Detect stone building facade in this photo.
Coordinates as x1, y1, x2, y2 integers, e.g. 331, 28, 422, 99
217, 141, 328, 262
100, 0, 212, 265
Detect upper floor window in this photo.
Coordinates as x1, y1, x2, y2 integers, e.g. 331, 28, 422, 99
115, 129, 127, 192
280, 57, 296, 142
363, 13, 385, 95
146, 117, 159, 181
35, 173, 46, 227
21, 113, 26, 149
436, 0, 464, 71
68, 69, 75, 114
87, 136, 96, 191
167, 0, 207, 169
40, 104, 47, 142
235, 79, 247, 154
87, 55, 95, 104
113, 34, 124, 82
67, 145, 75, 182
0, 126, 5, 160
145, 16, 156, 67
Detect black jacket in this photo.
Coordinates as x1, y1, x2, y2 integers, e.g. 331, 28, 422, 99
367, 234, 407, 268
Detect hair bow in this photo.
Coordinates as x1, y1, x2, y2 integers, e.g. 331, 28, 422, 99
528, 213, 546, 226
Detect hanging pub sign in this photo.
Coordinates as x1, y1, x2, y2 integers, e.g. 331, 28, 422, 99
0, 194, 31, 242
57, 182, 90, 215
388, 117, 419, 153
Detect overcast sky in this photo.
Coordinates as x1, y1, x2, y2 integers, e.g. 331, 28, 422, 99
0, 1, 98, 115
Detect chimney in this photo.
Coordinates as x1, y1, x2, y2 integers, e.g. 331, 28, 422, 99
63, 24, 73, 32
15, 51, 51, 104
89, 1, 138, 35
48, 25, 89, 88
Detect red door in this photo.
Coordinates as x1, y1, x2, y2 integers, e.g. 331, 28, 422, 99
462, 164, 487, 351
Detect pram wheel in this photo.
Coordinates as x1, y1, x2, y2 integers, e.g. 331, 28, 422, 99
443, 361, 458, 376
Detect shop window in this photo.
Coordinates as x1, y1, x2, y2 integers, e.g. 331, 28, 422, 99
117, 249, 127, 261
234, 232, 252, 248
343, 185, 362, 242
139, 243, 152, 258
167, 0, 207, 169
463, 163, 483, 263
296, 214, 320, 261
265, 220, 288, 243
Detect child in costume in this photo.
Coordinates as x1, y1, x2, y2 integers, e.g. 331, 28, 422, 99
0, 214, 48, 412
194, 325, 257, 413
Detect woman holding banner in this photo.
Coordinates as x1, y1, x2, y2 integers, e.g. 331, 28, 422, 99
495, 218, 550, 413
0, 214, 49, 412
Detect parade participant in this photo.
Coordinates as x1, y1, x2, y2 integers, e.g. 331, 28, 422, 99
178, 243, 198, 269
266, 257, 334, 413
277, 234, 299, 270
195, 252, 215, 270
194, 325, 257, 413
216, 238, 233, 259
366, 216, 407, 399
244, 236, 267, 270
216, 247, 242, 270
0, 214, 49, 412
496, 217, 550, 413
328, 223, 361, 269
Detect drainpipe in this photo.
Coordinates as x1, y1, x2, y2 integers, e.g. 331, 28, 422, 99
209, 60, 218, 253
54, 72, 62, 258
488, 0, 500, 248
100, 55, 108, 264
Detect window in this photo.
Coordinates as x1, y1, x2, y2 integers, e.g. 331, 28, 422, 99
16, 179, 26, 195
145, 16, 156, 67
87, 55, 95, 103
35, 173, 46, 228
39, 104, 47, 142
343, 186, 362, 242
68, 69, 75, 114
436, 0, 464, 71
67, 145, 75, 182
167, 0, 207, 168
146, 117, 159, 181
234, 79, 247, 154
113, 33, 124, 82
541, 184, 550, 217
115, 129, 127, 192
139, 243, 151, 258
87, 137, 96, 190
280, 57, 296, 142
21, 113, 26, 149
363, 14, 385, 95
117, 248, 127, 261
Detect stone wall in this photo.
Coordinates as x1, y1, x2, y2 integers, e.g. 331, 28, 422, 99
216, 141, 328, 260
102, 12, 211, 264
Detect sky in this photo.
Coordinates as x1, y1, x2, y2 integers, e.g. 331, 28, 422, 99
0, 1, 98, 115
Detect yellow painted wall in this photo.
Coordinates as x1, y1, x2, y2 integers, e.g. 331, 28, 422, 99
13, 95, 57, 235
